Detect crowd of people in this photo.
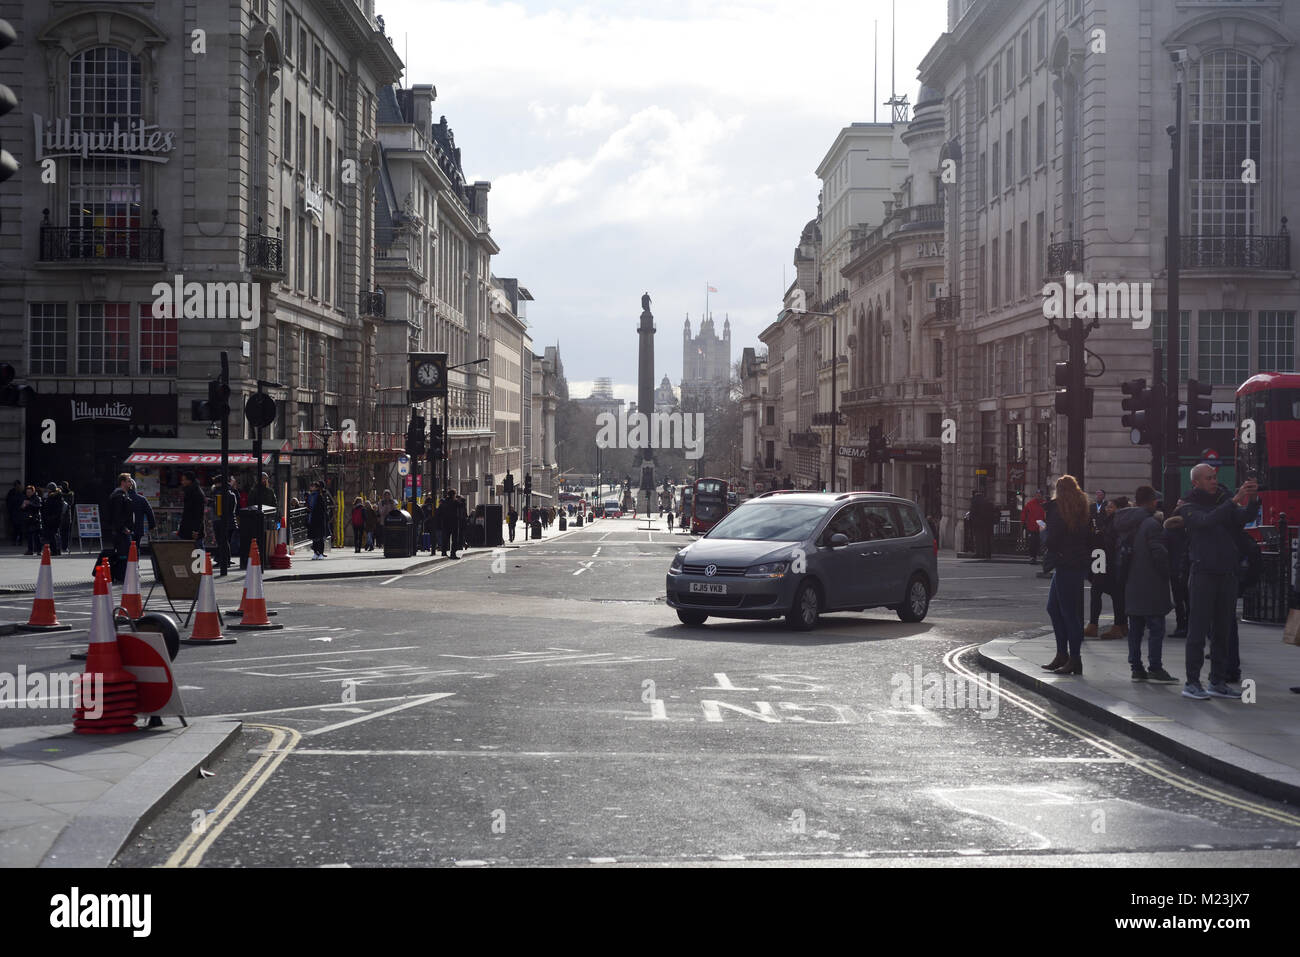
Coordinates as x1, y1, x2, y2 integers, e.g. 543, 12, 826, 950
1038, 465, 1261, 700
7, 481, 75, 556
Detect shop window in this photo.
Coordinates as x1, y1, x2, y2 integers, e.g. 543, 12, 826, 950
29, 304, 69, 375
139, 303, 177, 376
77, 303, 131, 376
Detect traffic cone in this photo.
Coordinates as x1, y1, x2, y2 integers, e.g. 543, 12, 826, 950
229, 541, 282, 630
120, 542, 143, 619
17, 545, 72, 632
180, 553, 236, 645
73, 566, 139, 734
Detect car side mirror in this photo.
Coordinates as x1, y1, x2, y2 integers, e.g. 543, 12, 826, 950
829, 532, 849, 548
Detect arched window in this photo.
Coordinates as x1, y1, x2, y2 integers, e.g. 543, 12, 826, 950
1188, 50, 1261, 236
67, 46, 143, 257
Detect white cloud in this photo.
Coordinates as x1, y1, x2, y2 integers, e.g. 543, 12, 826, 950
564, 91, 621, 132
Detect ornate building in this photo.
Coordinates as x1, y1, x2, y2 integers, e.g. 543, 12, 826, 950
680, 313, 731, 408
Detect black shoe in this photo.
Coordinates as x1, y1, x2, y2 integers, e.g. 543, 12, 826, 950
449, 554, 459, 560
1042, 652, 1069, 671
1170, 628, 1188, 639
1131, 666, 1148, 682
1051, 656, 1083, 675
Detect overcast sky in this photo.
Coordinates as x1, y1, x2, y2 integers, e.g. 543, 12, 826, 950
379, 0, 948, 400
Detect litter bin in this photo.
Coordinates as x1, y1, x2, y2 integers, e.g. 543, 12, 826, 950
530, 519, 542, 539
383, 509, 413, 558
574, 513, 583, 527
237, 506, 278, 569
559, 514, 567, 530
477, 504, 503, 547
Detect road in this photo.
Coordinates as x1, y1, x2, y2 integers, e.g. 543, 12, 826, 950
5, 518, 1298, 867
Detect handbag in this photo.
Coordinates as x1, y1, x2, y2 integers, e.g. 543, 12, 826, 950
1041, 549, 1059, 574
1284, 608, 1300, 646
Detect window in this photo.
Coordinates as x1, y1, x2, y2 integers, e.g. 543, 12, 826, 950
1070, 0, 1082, 22
1005, 48, 1014, 92
297, 113, 307, 176
312, 43, 321, 87
296, 215, 306, 290
309, 224, 319, 298
1189, 51, 1261, 236
1036, 13, 1047, 61
1036, 102, 1046, 166
932, 341, 943, 379
139, 303, 177, 376
76, 303, 130, 375
284, 12, 293, 60
978, 151, 987, 205
28, 304, 69, 375
1005, 128, 1014, 187
992, 63, 1001, 105
336, 146, 344, 190
325, 337, 338, 392
335, 237, 343, 306
337, 69, 346, 105
299, 330, 312, 388
1197, 310, 1249, 385
1020, 116, 1029, 176
976, 72, 987, 115
324, 136, 332, 191
311, 125, 319, 182
283, 99, 292, 165
1005, 229, 1014, 303
325, 58, 333, 101
1021, 31, 1030, 79
1036, 212, 1045, 281
1019, 221, 1029, 296
299, 27, 308, 68
991, 238, 1000, 307
282, 205, 292, 282
992, 140, 1000, 193
323, 233, 331, 305
978, 245, 987, 311
1153, 312, 1189, 384
1258, 311, 1295, 372
278, 325, 293, 386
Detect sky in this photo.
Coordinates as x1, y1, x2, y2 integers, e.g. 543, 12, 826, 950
378, 0, 949, 401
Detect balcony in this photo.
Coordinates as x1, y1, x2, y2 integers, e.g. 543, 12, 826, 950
1046, 240, 1084, 276
360, 289, 387, 318
39, 208, 163, 263
245, 224, 284, 275
841, 385, 886, 408
934, 294, 960, 323
1172, 225, 1290, 271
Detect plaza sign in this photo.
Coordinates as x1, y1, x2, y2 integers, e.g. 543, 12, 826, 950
33, 114, 176, 163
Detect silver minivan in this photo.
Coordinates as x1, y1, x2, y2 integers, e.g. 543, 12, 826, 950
665, 491, 939, 630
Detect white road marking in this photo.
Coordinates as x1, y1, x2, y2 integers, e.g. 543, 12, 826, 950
573, 562, 593, 576
309, 637, 333, 642
380, 575, 403, 585
592, 547, 602, 558
214, 693, 453, 718
195, 646, 420, 665
305, 692, 456, 736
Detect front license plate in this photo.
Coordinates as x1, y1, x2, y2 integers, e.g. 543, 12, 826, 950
689, 583, 727, 594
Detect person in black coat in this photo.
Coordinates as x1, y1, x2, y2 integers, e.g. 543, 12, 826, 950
306, 481, 330, 559
105, 473, 135, 558
178, 471, 206, 545
1042, 474, 1093, 675
128, 479, 156, 545
40, 484, 67, 556
1163, 504, 1191, 638
20, 485, 43, 554
59, 481, 75, 552
507, 506, 519, 542
6, 480, 23, 547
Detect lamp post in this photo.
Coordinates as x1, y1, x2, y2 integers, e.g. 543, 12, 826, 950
316, 419, 334, 493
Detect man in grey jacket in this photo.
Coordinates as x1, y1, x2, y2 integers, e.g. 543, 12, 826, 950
1177, 465, 1259, 700
1113, 485, 1177, 683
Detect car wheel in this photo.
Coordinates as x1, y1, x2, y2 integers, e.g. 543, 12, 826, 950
787, 581, 820, 631
896, 573, 931, 622
676, 609, 708, 627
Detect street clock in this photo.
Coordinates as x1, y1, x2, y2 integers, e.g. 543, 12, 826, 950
410, 352, 447, 401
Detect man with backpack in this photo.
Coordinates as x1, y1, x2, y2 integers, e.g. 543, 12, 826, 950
1113, 486, 1177, 683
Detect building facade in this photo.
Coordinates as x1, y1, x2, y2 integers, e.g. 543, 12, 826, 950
680, 313, 731, 408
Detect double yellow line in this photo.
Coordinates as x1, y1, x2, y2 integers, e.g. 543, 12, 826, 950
946, 643, 1300, 828
164, 723, 301, 868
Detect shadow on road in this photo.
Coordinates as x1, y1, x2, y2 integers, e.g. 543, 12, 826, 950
646, 615, 933, 646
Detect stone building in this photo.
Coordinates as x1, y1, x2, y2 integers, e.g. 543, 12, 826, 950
680, 313, 731, 408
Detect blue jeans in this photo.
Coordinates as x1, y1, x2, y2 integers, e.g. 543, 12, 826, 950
1047, 566, 1086, 658
1127, 614, 1166, 670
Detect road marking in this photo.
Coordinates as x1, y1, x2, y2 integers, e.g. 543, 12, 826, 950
194, 646, 420, 665
380, 575, 403, 585
945, 644, 1300, 828
305, 692, 455, 736
574, 562, 594, 576
593, 547, 601, 558
259, 749, 853, 760
165, 723, 301, 868
214, 693, 453, 718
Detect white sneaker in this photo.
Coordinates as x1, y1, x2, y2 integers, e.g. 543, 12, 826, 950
312, 553, 323, 560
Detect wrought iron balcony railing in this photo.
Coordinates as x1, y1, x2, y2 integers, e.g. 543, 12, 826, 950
1173, 225, 1290, 270
39, 208, 163, 263
246, 223, 284, 273
1045, 239, 1084, 276
934, 294, 960, 322
360, 289, 387, 318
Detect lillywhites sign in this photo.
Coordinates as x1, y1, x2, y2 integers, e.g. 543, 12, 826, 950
71, 399, 132, 422
33, 115, 176, 163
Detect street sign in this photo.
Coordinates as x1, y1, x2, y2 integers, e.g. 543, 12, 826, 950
244, 392, 276, 429
118, 630, 185, 717
397, 455, 410, 476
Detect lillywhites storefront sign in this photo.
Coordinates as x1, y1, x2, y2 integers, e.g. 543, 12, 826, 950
34, 114, 176, 163
71, 399, 132, 423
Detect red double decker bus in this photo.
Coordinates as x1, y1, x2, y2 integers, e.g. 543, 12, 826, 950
689, 477, 729, 534
1236, 372, 1300, 527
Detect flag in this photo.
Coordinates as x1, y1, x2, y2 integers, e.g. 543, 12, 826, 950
707, 285, 718, 293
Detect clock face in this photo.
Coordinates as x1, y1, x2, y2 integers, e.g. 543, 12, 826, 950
417, 362, 441, 386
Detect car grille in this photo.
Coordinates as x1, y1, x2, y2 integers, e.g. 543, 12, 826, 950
682, 563, 746, 577
676, 592, 745, 606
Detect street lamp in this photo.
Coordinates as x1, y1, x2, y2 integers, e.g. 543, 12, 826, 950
317, 419, 334, 493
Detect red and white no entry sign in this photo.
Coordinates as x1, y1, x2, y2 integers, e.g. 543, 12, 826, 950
117, 631, 186, 716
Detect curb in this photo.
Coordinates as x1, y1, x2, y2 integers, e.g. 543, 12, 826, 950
261, 556, 439, 582
39, 717, 243, 868
978, 634, 1300, 806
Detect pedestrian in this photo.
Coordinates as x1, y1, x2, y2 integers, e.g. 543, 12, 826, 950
1084, 500, 1127, 639
1114, 486, 1178, 683
420, 496, 435, 552
307, 480, 330, 560
667, 508, 674, 531
350, 496, 366, 553
1091, 488, 1107, 522
436, 491, 457, 558
57, 481, 75, 552
250, 471, 278, 509
178, 471, 206, 546
40, 483, 67, 556
1178, 465, 1259, 700
377, 490, 396, 549
454, 493, 469, 556
105, 473, 135, 559
1021, 489, 1046, 565
128, 478, 156, 547
1041, 474, 1092, 675
363, 498, 379, 550
6, 480, 23, 547
20, 484, 43, 555
209, 477, 237, 575
507, 505, 519, 542
1164, 502, 1190, 638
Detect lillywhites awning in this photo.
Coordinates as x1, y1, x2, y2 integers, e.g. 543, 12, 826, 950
126, 451, 274, 465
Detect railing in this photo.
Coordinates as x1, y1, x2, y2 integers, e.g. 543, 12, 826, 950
934, 294, 960, 322
1173, 229, 1291, 270
360, 290, 387, 318
841, 385, 885, 404
39, 208, 163, 262
1046, 240, 1084, 276
246, 229, 284, 272
1242, 518, 1295, 625
850, 203, 944, 254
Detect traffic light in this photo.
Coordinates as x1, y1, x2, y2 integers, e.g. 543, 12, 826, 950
428, 419, 444, 461
0, 20, 17, 185
1053, 359, 1095, 418
524, 473, 532, 494
867, 425, 887, 463
0, 362, 33, 406
1187, 379, 1213, 430
503, 472, 514, 496
1121, 378, 1153, 444
208, 378, 231, 419
406, 412, 426, 457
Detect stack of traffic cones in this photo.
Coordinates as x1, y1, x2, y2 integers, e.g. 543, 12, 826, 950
180, 553, 236, 645
73, 566, 139, 735
120, 542, 144, 619
229, 541, 283, 631
17, 545, 72, 632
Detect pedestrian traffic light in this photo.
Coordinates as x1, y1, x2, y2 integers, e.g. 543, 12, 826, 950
429, 420, 444, 461
1121, 378, 1153, 444
1187, 379, 1213, 430
1053, 359, 1094, 418
0, 362, 32, 406
524, 473, 532, 494
866, 425, 887, 463
406, 412, 426, 457
0, 20, 18, 185
503, 472, 514, 496
207, 378, 231, 419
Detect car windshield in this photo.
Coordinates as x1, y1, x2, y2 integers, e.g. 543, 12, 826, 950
706, 503, 829, 541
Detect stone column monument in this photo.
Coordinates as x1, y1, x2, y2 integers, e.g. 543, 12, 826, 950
638, 292, 656, 514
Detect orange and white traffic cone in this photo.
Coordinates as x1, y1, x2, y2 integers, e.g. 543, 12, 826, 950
180, 552, 235, 645
74, 565, 139, 734
17, 545, 72, 632
229, 541, 282, 630
120, 542, 143, 619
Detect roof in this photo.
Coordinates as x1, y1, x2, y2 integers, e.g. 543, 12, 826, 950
750, 490, 906, 504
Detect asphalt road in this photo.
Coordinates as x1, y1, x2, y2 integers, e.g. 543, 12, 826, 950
5, 519, 1298, 866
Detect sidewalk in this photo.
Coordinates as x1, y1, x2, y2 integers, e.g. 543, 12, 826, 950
0, 718, 240, 867
980, 619, 1300, 803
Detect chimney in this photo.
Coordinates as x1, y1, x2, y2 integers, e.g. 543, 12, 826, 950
470, 181, 491, 221
411, 83, 435, 135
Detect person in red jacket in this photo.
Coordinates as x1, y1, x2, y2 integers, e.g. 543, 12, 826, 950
1021, 489, 1047, 565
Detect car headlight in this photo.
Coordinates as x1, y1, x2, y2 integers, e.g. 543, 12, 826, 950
669, 552, 685, 573
745, 561, 788, 578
